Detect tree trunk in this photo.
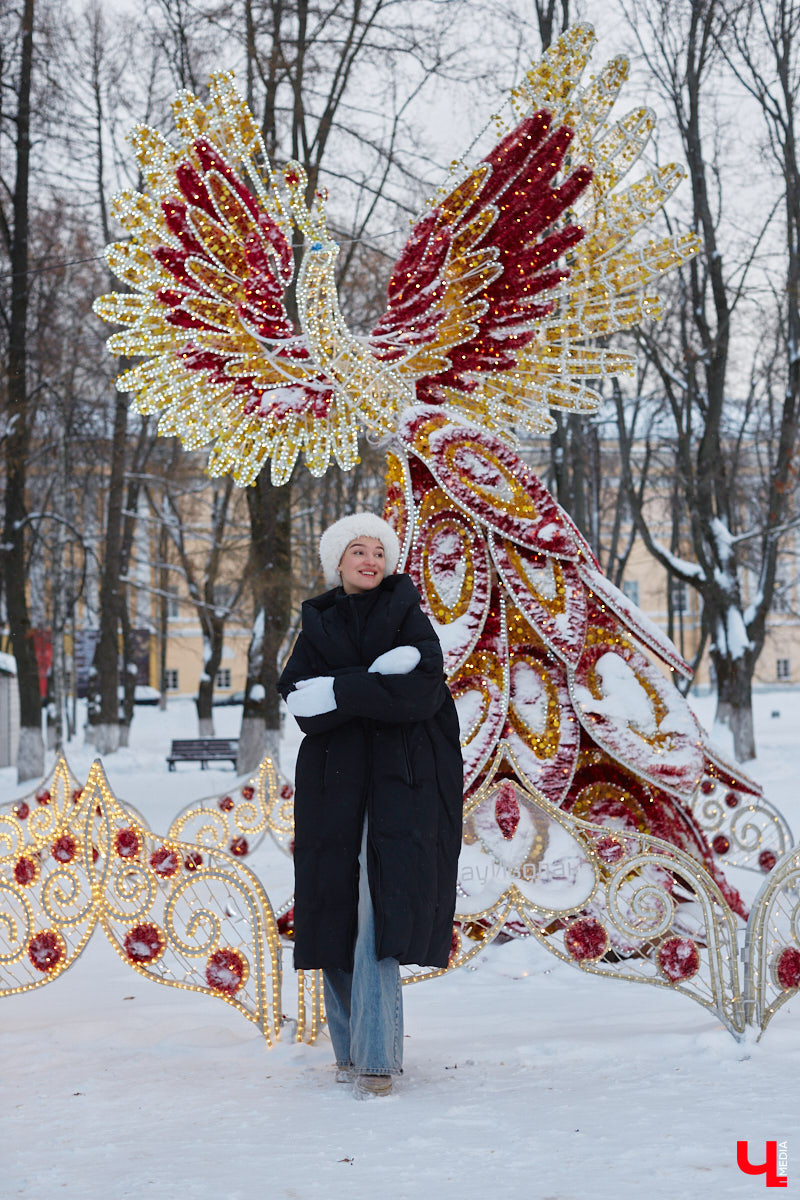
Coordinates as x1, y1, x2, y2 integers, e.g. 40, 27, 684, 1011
89, 389, 129, 755
2, 0, 43, 781
118, 598, 136, 748
711, 646, 756, 763
196, 613, 225, 737
237, 470, 292, 773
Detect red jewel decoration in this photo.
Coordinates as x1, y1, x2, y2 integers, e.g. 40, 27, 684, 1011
284, 168, 299, 186
712, 834, 730, 855
277, 906, 295, 938
14, 856, 38, 886
124, 922, 166, 964
150, 846, 179, 877
758, 849, 777, 873
14, 801, 29, 819
36, 790, 51, 806
219, 795, 235, 812
229, 836, 248, 856
72, 788, 83, 804
241, 785, 255, 800
564, 917, 608, 962
448, 926, 461, 965
51, 834, 77, 864
594, 836, 625, 865
92, 845, 100, 863
724, 791, 739, 809
657, 936, 701, 982
288, 838, 295, 855
206, 947, 247, 994
185, 851, 203, 871
28, 929, 65, 972
700, 779, 715, 794
494, 781, 520, 840
775, 946, 800, 991
115, 828, 141, 858
279, 784, 293, 800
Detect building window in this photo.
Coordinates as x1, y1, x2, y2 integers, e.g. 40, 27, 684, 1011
164, 669, 179, 691
670, 579, 688, 613
216, 668, 231, 689
622, 580, 639, 606
777, 658, 791, 681
215, 584, 235, 611
166, 588, 180, 619
773, 581, 792, 614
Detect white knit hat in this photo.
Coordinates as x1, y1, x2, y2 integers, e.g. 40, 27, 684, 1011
319, 512, 401, 587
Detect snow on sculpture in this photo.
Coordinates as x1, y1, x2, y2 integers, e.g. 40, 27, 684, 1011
89, 25, 800, 1035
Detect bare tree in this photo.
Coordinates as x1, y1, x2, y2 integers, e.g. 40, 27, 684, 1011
143, 466, 250, 735
614, 0, 800, 760
0, 0, 46, 781
721, 0, 800, 692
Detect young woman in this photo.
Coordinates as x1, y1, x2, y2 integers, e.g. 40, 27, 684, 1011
277, 512, 463, 1098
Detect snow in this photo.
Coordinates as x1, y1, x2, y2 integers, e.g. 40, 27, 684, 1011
0, 650, 17, 674
723, 606, 753, 661
430, 609, 474, 653
453, 688, 484, 739
536, 521, 560, 543
575, 653, 657, 734
651, 539, 705, 581
2, 693, 800, 1199
510, 660, 548, 730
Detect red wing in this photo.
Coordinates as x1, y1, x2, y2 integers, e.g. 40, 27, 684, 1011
369, 111, 592, 400
157, 139, 333, 407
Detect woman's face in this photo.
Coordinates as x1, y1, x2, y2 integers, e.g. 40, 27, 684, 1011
338, 536, 386, 594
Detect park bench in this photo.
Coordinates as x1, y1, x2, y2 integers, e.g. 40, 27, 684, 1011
166, 738, 239, 771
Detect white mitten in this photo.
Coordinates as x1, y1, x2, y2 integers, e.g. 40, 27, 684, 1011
286, 677, 336, 716
368, 645, 421, 675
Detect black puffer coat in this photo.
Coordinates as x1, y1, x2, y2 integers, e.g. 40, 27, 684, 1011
277, 573, 463, 971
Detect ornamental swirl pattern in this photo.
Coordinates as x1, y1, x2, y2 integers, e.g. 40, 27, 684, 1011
0, 757, 282, 1044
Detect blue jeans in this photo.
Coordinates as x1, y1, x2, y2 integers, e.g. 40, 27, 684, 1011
322, 819, 404, 1076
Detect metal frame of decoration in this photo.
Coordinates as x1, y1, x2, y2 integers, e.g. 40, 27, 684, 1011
167, 752, 295, 859
401, 745, 745, 1036
3, 751, 800, 1042
744, 845, 800, 1036
296, 968, 325, 1044
0, 756, 282, 1044
690, 750, 792, 876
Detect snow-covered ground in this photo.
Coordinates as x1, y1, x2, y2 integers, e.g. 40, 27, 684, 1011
1, 692, 799, 1199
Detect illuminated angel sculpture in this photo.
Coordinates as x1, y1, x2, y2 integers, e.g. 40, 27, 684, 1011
95, 27, 798, 1032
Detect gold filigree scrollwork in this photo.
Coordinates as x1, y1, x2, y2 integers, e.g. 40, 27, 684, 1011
0, 757, 282, 1044
691, 767, 792, 875
84, 759, 282, 1044
167, 754, 294, 858
744, 846, 800, 1036
0, 756, 98, 995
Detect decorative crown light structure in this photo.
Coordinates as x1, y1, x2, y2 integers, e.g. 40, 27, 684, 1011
84, 26, 800, 1037
0, 757, 284, 1041
2, 753, 799, 1041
